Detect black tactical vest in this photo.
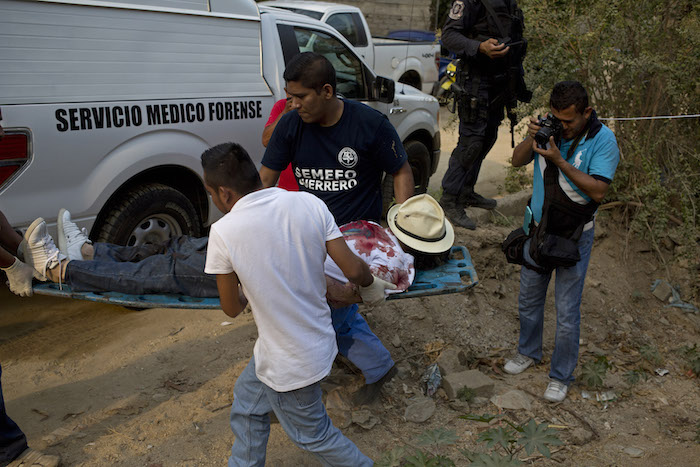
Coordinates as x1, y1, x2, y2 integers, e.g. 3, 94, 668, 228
468, 0, 524, 45
466, 0, 529, 103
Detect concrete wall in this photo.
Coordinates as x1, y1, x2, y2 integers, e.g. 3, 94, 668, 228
357, 0, 434, 36
317, 0, 435, 37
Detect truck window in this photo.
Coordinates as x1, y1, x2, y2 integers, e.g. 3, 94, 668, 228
292, 27, 367, 100
327, 13, 366, 48
275, 7, 323, 21
350, 13, 369, 47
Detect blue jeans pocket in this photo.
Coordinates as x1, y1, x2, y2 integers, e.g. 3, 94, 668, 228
275, 384, 328, 446
290, 384, 322, 409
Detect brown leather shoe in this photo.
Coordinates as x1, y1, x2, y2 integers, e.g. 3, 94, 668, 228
7, 448, 60, 467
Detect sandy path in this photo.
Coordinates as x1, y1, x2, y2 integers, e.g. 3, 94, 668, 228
0, 288, 325, 465
430, 107, 533, 198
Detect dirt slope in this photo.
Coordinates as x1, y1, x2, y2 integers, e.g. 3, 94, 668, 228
1, 216, 698, 466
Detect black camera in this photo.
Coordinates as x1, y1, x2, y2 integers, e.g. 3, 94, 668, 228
534, 114, 563, 149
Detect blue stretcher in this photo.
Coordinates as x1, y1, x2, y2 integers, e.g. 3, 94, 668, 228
32, 246, 478, 309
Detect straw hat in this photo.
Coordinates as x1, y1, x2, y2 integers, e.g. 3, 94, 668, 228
387, 194, 454, 254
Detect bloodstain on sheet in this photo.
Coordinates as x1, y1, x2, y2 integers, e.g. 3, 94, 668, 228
338, 220, 415, 292
341, 221, 395, 257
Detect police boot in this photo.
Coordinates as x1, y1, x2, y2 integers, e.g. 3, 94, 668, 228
440, 192, 476, 230
459, 188, 497, 210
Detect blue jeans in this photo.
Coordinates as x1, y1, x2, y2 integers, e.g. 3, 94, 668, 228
0, 364, 28, 465
65, 236, 218, 297
229, 358, 372, 467
517, 227, 595, 384
331, 304, 394, 384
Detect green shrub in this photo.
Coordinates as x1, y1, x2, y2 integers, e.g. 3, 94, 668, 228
518, 0, 700, 296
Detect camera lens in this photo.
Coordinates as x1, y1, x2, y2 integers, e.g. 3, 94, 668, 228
535, 126, 553, 148
534, 115, 562, 149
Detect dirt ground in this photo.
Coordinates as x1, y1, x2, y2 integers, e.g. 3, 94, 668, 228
429, 107, 534, 199
1, 118, 699, 466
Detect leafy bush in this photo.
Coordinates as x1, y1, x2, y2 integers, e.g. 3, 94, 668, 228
503, 164, 531, 194
377, 420, 562, 466
461, 417, 563, 465
580, 356, 612, 389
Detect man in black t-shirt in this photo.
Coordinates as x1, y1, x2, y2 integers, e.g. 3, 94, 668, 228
260, 52, 414, 403
261, 54, 413, 225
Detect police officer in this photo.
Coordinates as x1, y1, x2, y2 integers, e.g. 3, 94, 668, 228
440, 0, 530, 229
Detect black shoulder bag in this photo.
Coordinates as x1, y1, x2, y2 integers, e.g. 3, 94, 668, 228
528, 124, 598, 271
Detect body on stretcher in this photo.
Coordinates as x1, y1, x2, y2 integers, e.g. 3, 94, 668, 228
33, 246, 478, 310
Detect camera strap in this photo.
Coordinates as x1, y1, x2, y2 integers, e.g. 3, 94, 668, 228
563, 116, 592, 161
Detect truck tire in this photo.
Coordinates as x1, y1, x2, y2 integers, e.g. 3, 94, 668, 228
95, 183, 202, 246
382, 140, 432, 217
398, 71, 421, 91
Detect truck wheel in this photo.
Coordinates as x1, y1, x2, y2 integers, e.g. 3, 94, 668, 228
406, 140, 431, 195
96, 183, 202, 246
398, 72, 421, 91
382, 140, 432, 217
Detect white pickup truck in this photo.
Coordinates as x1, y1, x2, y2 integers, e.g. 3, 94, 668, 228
0, 0, 440, 245
261, 1, 440, 95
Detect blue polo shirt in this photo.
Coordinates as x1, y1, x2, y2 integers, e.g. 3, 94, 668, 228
531, 120, 619, 224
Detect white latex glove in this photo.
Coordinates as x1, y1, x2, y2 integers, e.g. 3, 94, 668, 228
359, 275, 397, 307
2, 257, 35, 297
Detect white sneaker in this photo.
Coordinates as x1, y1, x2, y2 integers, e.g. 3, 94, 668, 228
543, 380, 568, 402
504, 353, 534, 375
57, 208, 91, 261
24, 218, 66, 281
16, 238, 28, 263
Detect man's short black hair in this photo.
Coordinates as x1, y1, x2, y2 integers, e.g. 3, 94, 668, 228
550, 81, 589, 114
283, 52, 336, 95
404, 245, 451, 270
201, 142, 261, 195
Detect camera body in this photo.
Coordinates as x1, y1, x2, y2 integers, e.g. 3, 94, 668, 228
535, 114, 563, 149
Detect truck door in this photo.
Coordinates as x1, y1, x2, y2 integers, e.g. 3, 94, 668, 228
277, 24, 370, 101
276, 22, 390, 117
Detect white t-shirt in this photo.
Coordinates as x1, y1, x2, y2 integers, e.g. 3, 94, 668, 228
205, 188, 342, 392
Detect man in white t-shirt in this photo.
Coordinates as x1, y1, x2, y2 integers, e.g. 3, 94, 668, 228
201, 142, 394, 466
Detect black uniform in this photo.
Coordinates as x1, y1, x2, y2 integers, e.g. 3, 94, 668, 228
439, 0, 529, 229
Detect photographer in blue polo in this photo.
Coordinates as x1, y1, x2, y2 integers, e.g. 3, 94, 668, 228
503, 81, 619, 402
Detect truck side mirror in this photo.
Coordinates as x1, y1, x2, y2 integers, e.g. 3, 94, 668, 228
372, 76, 395, 103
